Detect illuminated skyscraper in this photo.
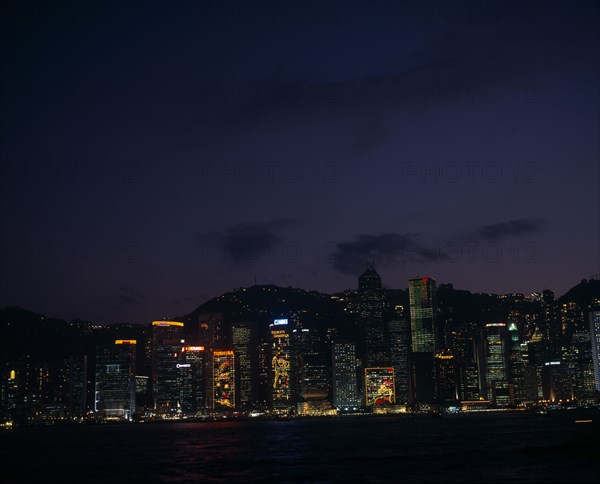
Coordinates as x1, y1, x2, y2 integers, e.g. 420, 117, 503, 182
359, 265, 386, 367
507, 321, 525, 404
563, 331, 596, 403
484, 323, 509, 406
212, 350, 235, 410
388, 307, 409, 404
232, 322, 255, 409
271, 319, 292, 410
434, 352, 457, 403
151, 321, 184, 413
179, 346, 206, 413
364, 367, 395, 407
542, 361, 573, 402
409, 277, 437, 405
409, 277, 437, 352
589, 310, 600, 391
332, 342, 359, 409
95, 340, 136, 419
453, 323, 482, 401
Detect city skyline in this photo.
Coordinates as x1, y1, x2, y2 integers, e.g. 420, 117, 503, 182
1, 0, 598, 325
2, 265, 599, 422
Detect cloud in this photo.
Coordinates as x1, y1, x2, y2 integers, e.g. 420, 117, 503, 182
117, 287, 143, 305
200, 219, 298, 264
332, 217, 545, 275
478, 218, 544, 241
332, 233, 443, 275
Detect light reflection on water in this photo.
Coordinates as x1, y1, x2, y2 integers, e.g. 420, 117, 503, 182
2, 412, 599, 482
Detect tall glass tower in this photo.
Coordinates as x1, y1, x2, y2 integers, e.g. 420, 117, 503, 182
332, 342, 359, 409
359, 264, 386, 367
95, 340, 136, 420
409, 277, 437, 404
589, 310, 600, 391
151, 321, 184, 414
409, 277, 436, 353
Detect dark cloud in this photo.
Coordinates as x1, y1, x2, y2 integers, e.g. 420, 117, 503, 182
200, 219, 298, 264
117, 287, 143, 305
333, 217, 545, 275
332, 233, 444, 275
478, 218, 544, 241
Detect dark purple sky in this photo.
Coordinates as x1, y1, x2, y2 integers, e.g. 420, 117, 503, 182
1, 0, 598, 324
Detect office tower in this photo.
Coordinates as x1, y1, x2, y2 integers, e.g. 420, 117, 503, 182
134, 375, 150, 413
359, 265, 386, 367
270, 319, 293, 410
409, 277, 437, 405
212, 350, 235, 410
0, 365, 18, 422
94, 340, 136, 419
542, 361, 573, 402
179, 346, 206, 413
560, 302, 585, 342
232, 322, 255, 409
409, 277, 437, 352
256, 339, 271, 407
484, 323, 509, 406
332, 343, 359, 409
453, 323, 482, 401
388, 307, 409, 404
434, 352, 457, 403
63, 354, 87, 418
507, 322, 525, 404
151, 320, 184, 414
364, 367, 395, 407
589, 310, 600, 391
563, 331, 596, 403
542, 290, 561, 357
293, 324, 330, 407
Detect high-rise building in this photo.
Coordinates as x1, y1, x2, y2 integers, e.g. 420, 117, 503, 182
507, 322, 525, 404
179, 346, 206, 413
212, 350, 235, 410
332, 343, 359, 409
388, 307, 409, 404
63, 354, 87, 418
134, 375, 150, 414
542, 361, 573, 402
563, 331, 596, 403
409, 277, 437, 353
95, 340, 136, 419
542, 290, 561, 358
484, 323, 509, 406
256, 339, 271, 407
589, 310, 600, 391
359, 265, 386, 367
232, 322, 255, 409
270, 319, 293, 410
151, 321, 184, 414
453, 323, 482, 401
434, 352, 457, 403
364, 367, 395, 407
409, 277, 437, 405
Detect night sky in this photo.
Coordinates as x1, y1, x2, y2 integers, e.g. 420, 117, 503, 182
1, 0, 598, 324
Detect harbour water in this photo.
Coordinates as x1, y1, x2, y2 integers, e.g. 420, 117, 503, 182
1, 411, 598, 483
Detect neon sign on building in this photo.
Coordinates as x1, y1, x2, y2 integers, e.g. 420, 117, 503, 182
365, 368, 395, 406
271, 329, 291, 406
213, 350, 235, 409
